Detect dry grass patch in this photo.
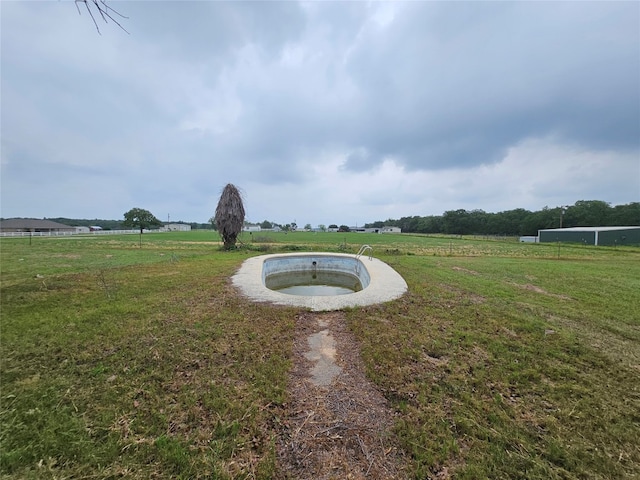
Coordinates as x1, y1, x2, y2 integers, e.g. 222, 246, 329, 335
2, 233, 639, 479
276, 312, 408, 479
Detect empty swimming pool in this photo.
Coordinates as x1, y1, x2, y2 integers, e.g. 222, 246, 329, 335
232, 252, 407, 311
263, 254, 368, 296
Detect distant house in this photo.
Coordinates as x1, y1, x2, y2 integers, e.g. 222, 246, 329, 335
347, 226, 402, 234
0, 218, 75, 234
243, 225, 261, 232
161, 223, 191, 232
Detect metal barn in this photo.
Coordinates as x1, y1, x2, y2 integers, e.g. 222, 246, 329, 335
538, 226, 640, 246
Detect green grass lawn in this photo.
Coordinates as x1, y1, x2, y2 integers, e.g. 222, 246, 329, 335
1, 231, 638, 478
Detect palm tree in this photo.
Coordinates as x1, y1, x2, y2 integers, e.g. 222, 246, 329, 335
215, 184, 245, 250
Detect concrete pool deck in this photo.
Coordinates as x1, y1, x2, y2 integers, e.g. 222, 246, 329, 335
231, 252, 408, 311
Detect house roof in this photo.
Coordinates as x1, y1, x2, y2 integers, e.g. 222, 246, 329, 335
539, 226, 639, 232
0, 218, 74, 230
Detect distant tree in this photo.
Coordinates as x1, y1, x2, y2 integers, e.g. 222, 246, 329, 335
318, 224, 327, 232
260, 220, 273, 229
123, 208, 162, 246
487, 209, 532, 236
123, 208, 162, 234
338, 225, 350, 232
364, 221, 378, 228
417, 215, 443, 234
214, 184, 245, 250
525, 207, 563, 233
304, 223, 312, 231
397, 215, 422, 233
328, 224, 338, 229
360, 200, 635, 237
610, 202, 640, 225
567, 200, 611, 227
442, 209, 469, 234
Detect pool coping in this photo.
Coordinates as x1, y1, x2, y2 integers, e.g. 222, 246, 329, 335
231, 252, 408, 311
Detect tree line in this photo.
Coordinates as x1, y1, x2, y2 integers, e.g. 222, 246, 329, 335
42, 199, 638, 238
364, 201, 639, 236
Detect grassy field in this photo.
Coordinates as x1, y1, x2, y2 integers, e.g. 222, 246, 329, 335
1, 231, 638, 478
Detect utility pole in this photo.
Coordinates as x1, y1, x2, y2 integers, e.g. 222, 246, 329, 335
559, 206, 569, 229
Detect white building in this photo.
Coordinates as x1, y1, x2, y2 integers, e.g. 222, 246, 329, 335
162, 224, 191, 232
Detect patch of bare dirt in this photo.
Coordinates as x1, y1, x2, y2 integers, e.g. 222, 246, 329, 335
440, 284, 486, 305
276, 311, 408, 479
451, 266, 480, 276
513, 283, 572, 300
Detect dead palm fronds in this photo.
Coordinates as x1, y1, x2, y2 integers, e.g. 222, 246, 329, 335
215, 184, 245, 250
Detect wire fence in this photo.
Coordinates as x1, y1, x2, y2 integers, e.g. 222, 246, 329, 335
0, 229, 145, 238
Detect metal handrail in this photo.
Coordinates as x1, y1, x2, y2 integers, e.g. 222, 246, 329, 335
356, 244, 373, 261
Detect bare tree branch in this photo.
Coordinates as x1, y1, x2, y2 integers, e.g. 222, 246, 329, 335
75, 0, 129, 34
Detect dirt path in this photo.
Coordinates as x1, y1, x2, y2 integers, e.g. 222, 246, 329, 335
276, 311, 408, 479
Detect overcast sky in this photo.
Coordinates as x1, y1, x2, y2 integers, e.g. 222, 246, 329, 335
2, 1, 639, 226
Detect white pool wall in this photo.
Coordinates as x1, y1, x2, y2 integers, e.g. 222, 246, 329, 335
232, 252, 407, 311
262, 254, 370, 288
